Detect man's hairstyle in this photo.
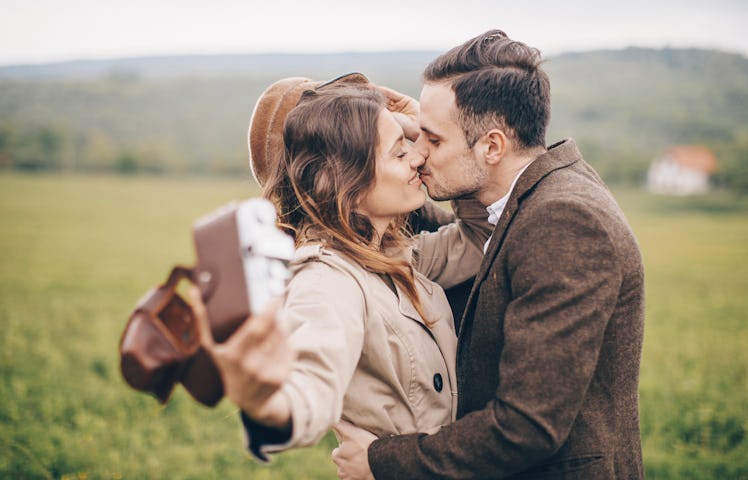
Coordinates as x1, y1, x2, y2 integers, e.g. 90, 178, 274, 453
423, 29, 551, 150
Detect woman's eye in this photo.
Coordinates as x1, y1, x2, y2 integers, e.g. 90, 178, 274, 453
396, 151, 407, 159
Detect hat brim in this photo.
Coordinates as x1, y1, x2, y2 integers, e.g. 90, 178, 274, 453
248, 72, 369, 187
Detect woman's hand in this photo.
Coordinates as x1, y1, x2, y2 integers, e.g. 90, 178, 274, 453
375, 85, 421, 142
188, 286, 294, 429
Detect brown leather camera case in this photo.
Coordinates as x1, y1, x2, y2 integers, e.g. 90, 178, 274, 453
119, 204, 252, 407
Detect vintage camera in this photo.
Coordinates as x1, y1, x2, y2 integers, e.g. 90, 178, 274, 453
193, 198, 294, 323
119, 198, 295, 406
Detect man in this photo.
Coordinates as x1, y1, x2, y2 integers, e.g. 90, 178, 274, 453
332, 29, 645, 479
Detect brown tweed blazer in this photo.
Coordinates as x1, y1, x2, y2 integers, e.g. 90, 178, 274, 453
368, 139, 645, 479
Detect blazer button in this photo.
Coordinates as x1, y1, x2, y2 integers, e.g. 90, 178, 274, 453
433, 373, 443, 392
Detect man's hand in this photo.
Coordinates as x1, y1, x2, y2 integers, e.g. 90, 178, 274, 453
188, 286, 294, 428
332, 420, 377, 480
375, 85, 421, 142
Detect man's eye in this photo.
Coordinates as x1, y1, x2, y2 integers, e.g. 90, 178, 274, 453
429, 138, 440, 146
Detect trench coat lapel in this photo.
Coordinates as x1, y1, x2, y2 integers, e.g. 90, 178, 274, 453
382, 243, 433, 328
393, 274, 456, 355
458, 139, 582, 336
395, 275, 458, 416
393, 279, 432, 327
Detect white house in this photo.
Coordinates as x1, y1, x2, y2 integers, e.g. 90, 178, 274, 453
647, 145, 718, 195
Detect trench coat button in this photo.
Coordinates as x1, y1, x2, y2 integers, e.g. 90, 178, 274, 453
433, 373, 443, 392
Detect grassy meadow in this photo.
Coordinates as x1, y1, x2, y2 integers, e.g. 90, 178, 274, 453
1, 172, 747, 479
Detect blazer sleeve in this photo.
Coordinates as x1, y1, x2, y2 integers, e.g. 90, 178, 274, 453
243, 260, 366, 459
413, 198, 492, 289
368, 200, 623, 479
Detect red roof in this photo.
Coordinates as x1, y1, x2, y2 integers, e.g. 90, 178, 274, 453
665, 145, 718, 174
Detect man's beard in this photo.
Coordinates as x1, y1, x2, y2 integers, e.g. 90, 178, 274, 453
421, 154, 486, 201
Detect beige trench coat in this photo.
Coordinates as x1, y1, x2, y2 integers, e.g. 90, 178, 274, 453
248, 200, 490, 457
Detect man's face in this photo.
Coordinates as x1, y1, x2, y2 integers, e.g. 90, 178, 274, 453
415, 82, 487, 201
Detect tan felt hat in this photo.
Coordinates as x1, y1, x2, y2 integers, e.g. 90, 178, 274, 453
247, 72, 370, 187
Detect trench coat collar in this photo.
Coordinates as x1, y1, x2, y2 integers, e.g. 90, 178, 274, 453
294, 240, 435, 328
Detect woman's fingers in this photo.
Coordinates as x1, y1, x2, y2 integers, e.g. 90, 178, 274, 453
373, 85, 420, 140
186, 286, 293, 417
375, 85, 419, 115
221, 297, 283, 353
207, 297, 293, 414
186, 285, 216, 349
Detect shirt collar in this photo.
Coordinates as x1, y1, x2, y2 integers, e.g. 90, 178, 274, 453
486, 161, 534, 226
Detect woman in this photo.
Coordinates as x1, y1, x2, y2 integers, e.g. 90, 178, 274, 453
192, 81, 490, 460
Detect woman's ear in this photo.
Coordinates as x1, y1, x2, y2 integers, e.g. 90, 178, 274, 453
484, 129, 507, 166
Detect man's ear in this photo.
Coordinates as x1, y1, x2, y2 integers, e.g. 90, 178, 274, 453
484, 129, 507, 166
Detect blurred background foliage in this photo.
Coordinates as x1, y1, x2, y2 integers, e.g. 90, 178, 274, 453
1, 47, 747, 192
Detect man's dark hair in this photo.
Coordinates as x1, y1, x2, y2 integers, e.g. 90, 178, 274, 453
423, 29, 550, 150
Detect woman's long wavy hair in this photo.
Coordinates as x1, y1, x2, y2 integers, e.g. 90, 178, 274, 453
262, 84, 429, 323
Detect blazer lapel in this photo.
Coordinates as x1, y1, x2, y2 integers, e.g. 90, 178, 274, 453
457, 139, 582, 336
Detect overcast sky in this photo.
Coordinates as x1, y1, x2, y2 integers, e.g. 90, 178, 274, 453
1, 0, 746, 66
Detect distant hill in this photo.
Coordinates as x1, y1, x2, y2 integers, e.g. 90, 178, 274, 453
546, 48, 748, 147
0, 51, 442, 82
1, 48, 747, 189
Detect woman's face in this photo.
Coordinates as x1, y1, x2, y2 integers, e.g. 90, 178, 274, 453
357, 109, 427, 229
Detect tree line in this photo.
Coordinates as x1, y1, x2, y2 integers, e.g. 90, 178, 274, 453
1, 48, 747, 192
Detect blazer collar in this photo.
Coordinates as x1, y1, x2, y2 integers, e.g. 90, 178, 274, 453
458, 139, 583, 332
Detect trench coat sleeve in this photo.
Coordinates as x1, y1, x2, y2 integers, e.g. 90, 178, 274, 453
414, 198, 492, 289
408, 199, 456, 233
243, 260, 366, 459
368, 201, 623, 479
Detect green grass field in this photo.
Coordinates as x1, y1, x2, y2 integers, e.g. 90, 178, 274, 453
1, 173, 746, 479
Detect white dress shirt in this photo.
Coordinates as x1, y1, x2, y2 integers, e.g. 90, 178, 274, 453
484, 161, 534, 253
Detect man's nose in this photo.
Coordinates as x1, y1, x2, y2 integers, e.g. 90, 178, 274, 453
413, 135, 429, 160
409, 148, 425, 169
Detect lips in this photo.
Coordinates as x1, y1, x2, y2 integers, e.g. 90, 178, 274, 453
408, 172, 421, 185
